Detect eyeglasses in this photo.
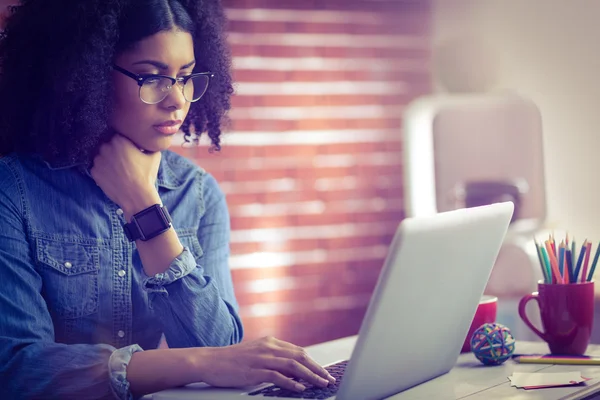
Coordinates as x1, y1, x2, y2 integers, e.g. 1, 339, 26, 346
113, 64, 214, 104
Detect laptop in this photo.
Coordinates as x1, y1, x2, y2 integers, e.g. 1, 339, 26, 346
153, 202, 514, 400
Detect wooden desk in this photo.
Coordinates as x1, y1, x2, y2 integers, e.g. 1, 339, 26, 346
151, 338, 600, 399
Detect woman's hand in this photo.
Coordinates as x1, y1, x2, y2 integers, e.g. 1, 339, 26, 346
90, 134, 161, 217
195, 336, 336, 392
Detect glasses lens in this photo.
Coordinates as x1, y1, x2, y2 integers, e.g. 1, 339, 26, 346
183, 75, 210, 102
140, 77, 173, 104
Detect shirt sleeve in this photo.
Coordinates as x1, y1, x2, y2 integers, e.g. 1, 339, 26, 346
0, 159, 142, 400
109, 344, 144, 399
141, 247, 196, 291
144, 172, 244, 348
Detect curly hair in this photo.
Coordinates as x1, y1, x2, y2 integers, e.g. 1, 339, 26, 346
0, 0, 233, 164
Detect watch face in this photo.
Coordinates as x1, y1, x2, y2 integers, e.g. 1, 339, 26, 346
136, 206, 167, 234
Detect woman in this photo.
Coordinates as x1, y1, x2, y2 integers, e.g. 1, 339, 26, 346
0, 0, 335, 398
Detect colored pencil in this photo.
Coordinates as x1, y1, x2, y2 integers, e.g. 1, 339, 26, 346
545, 240, 563, 283
550, 234, 557, 258
566, 249, 573, 284
587, 242, 600, 282
558, 244, 564, 278
534, 235, 599, 284
534, 240, 549, 283
540, 246, 554, 284
572, 239, 576, 279
582, 241, 592, 283
574, 240, 587, 282
515, 355, 600, 365
563, 249, 570, 283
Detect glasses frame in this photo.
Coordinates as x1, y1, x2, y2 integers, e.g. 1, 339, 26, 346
113, 64, 214, 104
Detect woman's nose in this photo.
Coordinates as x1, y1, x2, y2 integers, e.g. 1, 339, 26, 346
161, 82, 186, 110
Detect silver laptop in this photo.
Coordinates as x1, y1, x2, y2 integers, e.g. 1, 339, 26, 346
153, 202, 514, 400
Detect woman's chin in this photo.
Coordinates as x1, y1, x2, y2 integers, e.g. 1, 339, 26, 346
141, 135, 174, 153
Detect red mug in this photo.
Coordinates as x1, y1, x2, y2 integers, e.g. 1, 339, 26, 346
461, 295, 498, 353
519, 281, 594, 355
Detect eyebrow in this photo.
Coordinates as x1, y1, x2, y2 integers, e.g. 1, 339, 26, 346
131, 60, 196, 70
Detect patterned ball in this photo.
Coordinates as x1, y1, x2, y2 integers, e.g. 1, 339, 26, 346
470, 322, 515, 365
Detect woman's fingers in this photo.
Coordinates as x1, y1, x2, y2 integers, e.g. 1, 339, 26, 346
290, 349, 336, 384
267, 339, 335, 384
263, 357, 331, 388
252, 369, 307, 393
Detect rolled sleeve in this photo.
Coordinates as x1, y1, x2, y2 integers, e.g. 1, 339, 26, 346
108, 344, 144, 400
141, 247, 196, 293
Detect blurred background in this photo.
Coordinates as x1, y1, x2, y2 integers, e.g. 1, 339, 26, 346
4, 0, 600, 346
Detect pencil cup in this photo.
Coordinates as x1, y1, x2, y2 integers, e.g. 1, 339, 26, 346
518, 281, 594, 355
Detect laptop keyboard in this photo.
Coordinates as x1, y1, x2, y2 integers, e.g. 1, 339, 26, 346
248, 360, 348, 398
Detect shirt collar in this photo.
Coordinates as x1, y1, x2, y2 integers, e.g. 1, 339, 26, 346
39, 152, 183, 190
155, 154, 183, 190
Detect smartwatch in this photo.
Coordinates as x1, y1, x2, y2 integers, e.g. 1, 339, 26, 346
123, 204, 172, 242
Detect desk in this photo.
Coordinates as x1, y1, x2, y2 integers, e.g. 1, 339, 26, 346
151, 338, 600, 400
287, 337, 600, 400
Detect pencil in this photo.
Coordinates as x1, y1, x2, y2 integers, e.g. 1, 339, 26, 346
572, 239, 577, 279
566, 249, 573, 284
582, 241, 592, 283
559, 243, 565, 279
545, 240, 562, 283
515, 355, 600, 365
587, 241, 600, 282
534, 240, 549, 283
563, 250, 570, 284
574, 240, 588, 283
550, 234, 557, 258
540, 245, 556, 283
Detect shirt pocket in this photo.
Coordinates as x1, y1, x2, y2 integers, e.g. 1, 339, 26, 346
35, 237, 100, 319
176, 228, 204, 264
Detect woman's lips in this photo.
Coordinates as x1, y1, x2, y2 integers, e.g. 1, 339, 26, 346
153, 121, 182, 135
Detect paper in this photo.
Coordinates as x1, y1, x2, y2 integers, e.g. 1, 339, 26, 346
508, 372, 589, 389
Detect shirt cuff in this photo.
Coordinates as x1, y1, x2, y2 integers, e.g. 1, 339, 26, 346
142, 247, 197, 293
109, 344, 144, 400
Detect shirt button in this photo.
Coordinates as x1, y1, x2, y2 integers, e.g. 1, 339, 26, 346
64, 262, 72, 268
118, 270, 126, 277
116, 208, 124, 216
117, 330, 125, 338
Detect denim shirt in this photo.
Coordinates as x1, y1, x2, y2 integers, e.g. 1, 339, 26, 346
0, 150, 244, 399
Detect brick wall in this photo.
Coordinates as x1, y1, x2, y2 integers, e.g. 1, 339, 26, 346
185, 0, 433, 346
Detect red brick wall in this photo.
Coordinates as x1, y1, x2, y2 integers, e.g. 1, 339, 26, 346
188, 0, 433, 346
